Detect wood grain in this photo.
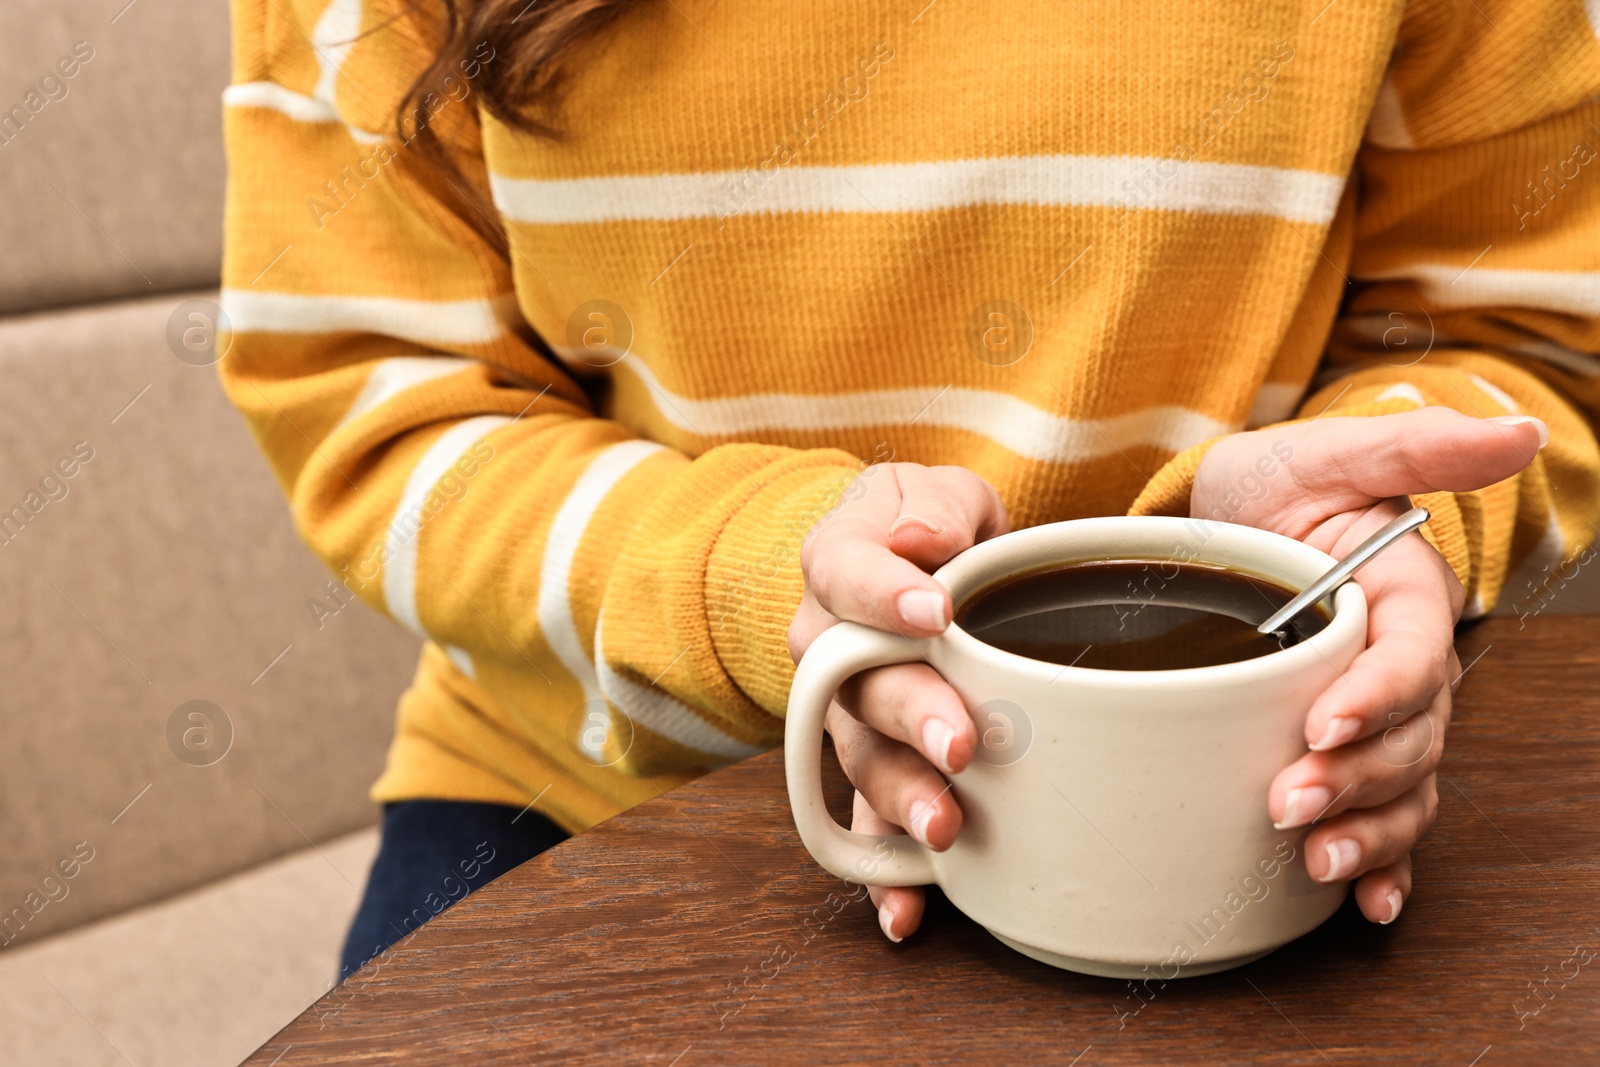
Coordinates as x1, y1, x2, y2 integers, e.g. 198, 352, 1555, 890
245, 616, 1600, 1066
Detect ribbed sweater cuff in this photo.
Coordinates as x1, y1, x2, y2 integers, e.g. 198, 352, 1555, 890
705, 460, 866, 717
1127, 435, 1227, 518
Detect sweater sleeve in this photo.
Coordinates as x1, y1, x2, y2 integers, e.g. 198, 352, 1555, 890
219, 0, 860, 776
1133, 0, 1600, 617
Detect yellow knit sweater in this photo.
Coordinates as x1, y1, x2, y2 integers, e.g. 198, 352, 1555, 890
220, 0, 1600, 832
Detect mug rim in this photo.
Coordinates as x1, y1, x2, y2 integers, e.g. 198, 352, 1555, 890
929, 515, 1367, 687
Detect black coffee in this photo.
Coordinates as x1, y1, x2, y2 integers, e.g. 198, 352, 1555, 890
954, 559, 1328, 671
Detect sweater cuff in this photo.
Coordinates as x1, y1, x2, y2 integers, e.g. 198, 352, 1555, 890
1127, 436, 1227, 518
705, 459, 867, 717
1409, 490, 1473, 593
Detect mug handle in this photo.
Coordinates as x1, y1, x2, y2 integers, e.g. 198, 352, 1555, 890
785, 621, 938, 887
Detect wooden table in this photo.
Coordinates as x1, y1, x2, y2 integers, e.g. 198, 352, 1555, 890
247, 616, 1600, 1065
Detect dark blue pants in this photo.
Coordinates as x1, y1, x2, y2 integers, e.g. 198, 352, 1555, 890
340, 800, 568, 980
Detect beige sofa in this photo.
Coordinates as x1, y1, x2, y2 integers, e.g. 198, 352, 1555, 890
0, 1, 422, 1063
3, 2, 1597, 1066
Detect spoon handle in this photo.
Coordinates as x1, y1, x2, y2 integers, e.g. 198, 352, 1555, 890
1256, 506, 1432, 636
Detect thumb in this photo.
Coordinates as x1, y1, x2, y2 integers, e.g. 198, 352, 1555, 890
1201, 406, 1545, 526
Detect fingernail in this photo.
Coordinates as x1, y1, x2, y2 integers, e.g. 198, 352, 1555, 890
891, 514, 945, 537
896, 589, 947, 632
908, 799, 937, 847
1490, 414, 1549, 449
1274, 785, 1334, 829
1321, 838, 1361, 882
1379, 887, 1404, 925
922, 719, 955, 774
1310, 715, 1362, 751
879, 901, 903, 943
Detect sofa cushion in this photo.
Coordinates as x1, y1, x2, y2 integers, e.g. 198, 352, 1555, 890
0, 0, 229, 315
0, 828, 377, 1067
0, 292, 421, 947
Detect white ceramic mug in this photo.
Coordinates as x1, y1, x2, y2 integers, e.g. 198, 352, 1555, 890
785, 516, 1367, 978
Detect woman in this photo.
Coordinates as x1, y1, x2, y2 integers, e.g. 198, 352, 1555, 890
218, 0, 1600, 977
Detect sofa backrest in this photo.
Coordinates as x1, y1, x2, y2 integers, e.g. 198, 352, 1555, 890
0, 293, 422, 950
0, 0, 230, 316
0, 0, 424, 950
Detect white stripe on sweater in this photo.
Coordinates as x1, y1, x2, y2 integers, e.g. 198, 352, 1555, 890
1467, 373, 1520, 414
1246, 382, 1306, 428
1375, 382, 1426, 407
491, 154, 1345, 225
335, 356, 477, 431
382, 415, 512, 678
536, 441, 667, 704
222, 80, 385, 143
312, 0, 363, 112
1356, 265, 1600, 317
224, 81, 338, 123
614, 354, 1232, 461
221, 290, 519, 346
594, 610, 767, 764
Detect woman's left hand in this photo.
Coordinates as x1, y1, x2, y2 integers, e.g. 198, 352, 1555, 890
1191, 406, 1545, 924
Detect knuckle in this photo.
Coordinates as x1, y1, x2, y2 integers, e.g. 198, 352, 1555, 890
1420, 780, 1446, 838
1404, 638, 1451, 695
835, 739, 865, 789
1395, 443, 1432, 488
1424, 633, 1450, 676
1419, 744, 1443, 781
1377, 813, 1413, 863
786, 596, 822, 663
831, 737, 855, 782
798, 528, 832, 579
804, 547, 839, 599
1420, 776, 1440, 831
1422, 710, 1447, 772
884, 670, 922, 727
1439, 571, 1466, 619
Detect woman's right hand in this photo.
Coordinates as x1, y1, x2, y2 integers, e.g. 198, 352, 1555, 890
787, 462, 1010, 942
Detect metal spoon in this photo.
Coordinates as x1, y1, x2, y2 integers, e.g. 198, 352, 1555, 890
1256, 506, 1432, 637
